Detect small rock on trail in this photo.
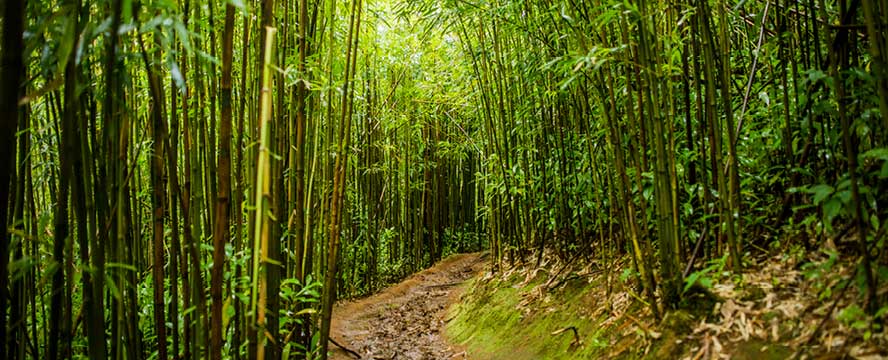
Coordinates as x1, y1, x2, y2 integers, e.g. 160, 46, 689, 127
329, 253, 486, 360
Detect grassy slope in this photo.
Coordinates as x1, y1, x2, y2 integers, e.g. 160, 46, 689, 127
446, 267, 643, 359
445, 260, 808, 360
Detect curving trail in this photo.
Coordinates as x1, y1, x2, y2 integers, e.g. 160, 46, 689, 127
329, 253, 486, 360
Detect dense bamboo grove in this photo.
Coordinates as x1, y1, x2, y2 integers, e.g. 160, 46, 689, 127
0, 0, 886, 358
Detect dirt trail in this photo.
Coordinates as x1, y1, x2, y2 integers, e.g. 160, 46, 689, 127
329, 253, 486, 360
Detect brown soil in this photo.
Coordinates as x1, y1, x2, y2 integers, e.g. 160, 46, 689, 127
329, 253, 487, 360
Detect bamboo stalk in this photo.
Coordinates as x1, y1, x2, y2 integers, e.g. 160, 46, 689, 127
251, 25, 277, 360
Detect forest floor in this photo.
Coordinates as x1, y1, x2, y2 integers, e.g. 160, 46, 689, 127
327, 246, 887, 359
445, 246, 888, 360
329, 252, 487, 360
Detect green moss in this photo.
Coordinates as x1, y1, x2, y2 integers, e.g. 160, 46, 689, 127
447, 271, 799, 360
446, 274, 618, 360
660, 310, 695, 334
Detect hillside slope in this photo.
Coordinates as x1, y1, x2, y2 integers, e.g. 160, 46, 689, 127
446, 250, 887, 359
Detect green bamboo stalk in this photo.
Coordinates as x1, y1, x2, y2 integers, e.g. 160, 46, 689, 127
251, 25, 277, 360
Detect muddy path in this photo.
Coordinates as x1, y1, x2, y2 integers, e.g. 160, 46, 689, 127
329, 253, 487, 360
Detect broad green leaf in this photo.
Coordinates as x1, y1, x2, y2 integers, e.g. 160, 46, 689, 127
683, 271, 700, 293
808, 184, 833, 205
824, 198, 842, 222
807, 69, 827, 84
282, 343, 291, 360
861, 148, 888, 160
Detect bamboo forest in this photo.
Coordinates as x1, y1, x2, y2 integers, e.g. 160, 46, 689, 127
2, 0, 888, 358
